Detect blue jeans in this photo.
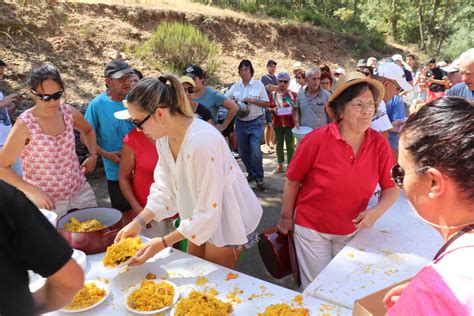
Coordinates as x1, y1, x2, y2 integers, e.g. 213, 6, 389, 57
235, 117, 264, 181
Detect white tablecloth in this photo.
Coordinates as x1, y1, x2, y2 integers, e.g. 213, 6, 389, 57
46, 246, 351, 315
304, 195, 444, 309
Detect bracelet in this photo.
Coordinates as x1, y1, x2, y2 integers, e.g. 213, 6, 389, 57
134, 215, 146, 228
161, 236, 169, 248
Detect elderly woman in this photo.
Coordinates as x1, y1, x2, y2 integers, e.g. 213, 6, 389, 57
320, 71, 334, 94
269, 72, 297, 174
278, 72, 400, 289
384, 97, 474, 315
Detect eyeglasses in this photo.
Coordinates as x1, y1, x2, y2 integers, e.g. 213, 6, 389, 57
32, 90, 63, 102
184, 87, 195, 94
390, 164, 430, 189
278, 80, 289, 84
295, 76, 302, 79
348, 100, 376, 113
132, 111, 155, 130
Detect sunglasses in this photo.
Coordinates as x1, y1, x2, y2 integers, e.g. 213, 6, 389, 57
390, 164, 430, 189
132, 111, 155, 131
184, 87, 195, 94
295, 76, 302, 79
32, 90, 63, 102
278, 80, 289, 84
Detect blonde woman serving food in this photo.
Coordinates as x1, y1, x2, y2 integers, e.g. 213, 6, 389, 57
114, 75, 263, 269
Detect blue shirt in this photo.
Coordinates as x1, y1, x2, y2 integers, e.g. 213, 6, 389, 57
386, 95, 406, 150
193, 87, 227, 122
445, 82, 474, 100
85, 92, 134, 181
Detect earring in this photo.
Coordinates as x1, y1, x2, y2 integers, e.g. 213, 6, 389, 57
428, 192, 435, 198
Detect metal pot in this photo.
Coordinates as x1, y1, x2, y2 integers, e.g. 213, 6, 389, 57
57, 207, 123, 254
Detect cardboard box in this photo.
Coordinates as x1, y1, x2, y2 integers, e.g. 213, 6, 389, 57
352, 279, 411, 316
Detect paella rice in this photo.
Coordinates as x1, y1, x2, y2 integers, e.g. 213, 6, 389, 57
63, 283, 106, 310
174, 290, 232, 316
258, 303, 309, 316
63, 217, 105, 232
103, 237, 142, 267
127, 280, 174, 311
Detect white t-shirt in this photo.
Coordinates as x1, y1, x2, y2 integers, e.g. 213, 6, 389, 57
289, 78, 302, 94
0, 91, 13, 146
370, 100, 392, 132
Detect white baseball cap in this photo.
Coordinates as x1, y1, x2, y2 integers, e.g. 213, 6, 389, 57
335, 67, 345, 75
376, 61, 413, 92
391, 54, 403, 62
293, 62, 303, 70
441, 59, 461, 73
114, 109, 131, 120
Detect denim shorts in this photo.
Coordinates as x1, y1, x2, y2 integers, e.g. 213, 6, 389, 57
225, 231, 260, 250
265, 110, 272, 124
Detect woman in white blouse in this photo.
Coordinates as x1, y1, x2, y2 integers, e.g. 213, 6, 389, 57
114, 75, 263, 269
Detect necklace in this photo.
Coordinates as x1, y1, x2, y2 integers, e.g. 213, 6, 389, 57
433, 224, 474, 260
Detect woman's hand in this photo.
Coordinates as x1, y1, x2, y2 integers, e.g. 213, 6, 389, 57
129, 237, 165, 266
25, 187, 55, 210
80, 156, 97, 174
352, 208, 380, 229
114, 220, 141, 243
277, 216, 294, 235
383, 282, 410, 310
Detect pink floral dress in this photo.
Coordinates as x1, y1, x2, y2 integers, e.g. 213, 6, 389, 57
19, 104, 86, 201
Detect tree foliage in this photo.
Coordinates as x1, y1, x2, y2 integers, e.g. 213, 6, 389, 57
198, 0, 473, 59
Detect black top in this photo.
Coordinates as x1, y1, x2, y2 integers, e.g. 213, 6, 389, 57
427, 67, 446, 92
195, 103, 213, 122
261, 74, 278, 88
0, 181, 73, 316
403, 68, 413, 83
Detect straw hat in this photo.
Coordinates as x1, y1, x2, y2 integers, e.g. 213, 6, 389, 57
325, 71, 385, 120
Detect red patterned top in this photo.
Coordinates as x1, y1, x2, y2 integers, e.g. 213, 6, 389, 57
20, 104, 86, 201
269, 90, 297, 128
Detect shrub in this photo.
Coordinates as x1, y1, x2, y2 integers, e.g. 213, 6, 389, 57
136, 21, 220, 75
240, 2, 258, 14
265, 5, 289, 18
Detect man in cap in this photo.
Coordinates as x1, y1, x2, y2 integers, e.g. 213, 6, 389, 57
0, 59, 22, 176
85, 60, 135, 212
392, 54, 413, 86
367, 57, 377, 68
289, 61, 304, 94
356, 59, 367, 72
445, 48, 474, 101
333, 67, 345, 81
260, 59, 278, 153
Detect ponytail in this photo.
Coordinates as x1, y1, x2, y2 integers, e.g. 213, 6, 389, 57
128, 74, 193, 118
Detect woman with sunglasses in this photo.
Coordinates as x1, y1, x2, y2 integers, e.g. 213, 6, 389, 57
0, 64, 97, 216
269, 72, 296, 174
277, 72, 400, 289
383, 97, 474, 315
114, 75, 262, 269
179, 76, 212, 123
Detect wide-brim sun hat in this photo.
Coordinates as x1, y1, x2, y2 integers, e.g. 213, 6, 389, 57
325, 71, 385, 121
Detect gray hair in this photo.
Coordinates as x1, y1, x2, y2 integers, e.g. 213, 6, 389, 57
459, 48, 474, 66
305, 67, 321, 78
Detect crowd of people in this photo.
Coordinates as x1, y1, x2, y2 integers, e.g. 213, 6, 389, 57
0, 45, 472, 315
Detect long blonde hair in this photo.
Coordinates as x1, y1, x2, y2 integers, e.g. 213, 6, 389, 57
127, 74, 193, 118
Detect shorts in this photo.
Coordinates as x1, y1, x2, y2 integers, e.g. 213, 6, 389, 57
265, 110, 272, 124
225, 231, 260, 250
218, 118, 235, 137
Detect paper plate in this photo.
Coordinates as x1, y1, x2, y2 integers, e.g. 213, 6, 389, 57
292, 126, 313, 140
103, 237, 144, 269
59, 280, 110, 313
169, 294, 234, 316
124, 280, 180, 315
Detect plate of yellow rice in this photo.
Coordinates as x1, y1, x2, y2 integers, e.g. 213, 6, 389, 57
60, 280, 109, 313
170, 290, 233, 316
124, 279, 179, 314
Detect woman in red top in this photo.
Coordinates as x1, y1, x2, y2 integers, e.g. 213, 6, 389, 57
269, 72, 297, 174
277, 72, 400, 289
118, 128, 173, 237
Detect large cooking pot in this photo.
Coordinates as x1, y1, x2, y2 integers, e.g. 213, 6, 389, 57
57, 207, 123, 254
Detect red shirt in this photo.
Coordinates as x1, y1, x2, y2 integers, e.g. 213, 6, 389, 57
286, 122, 395, 235
269, 90, 296, 128
123, 129, 158, 207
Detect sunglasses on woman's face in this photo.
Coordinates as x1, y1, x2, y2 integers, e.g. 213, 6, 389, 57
390, 163, 430, 189
184, 87, 195, 94
278, 80, 289, 84
32, 90, 63, 102
132, 111, 155, 131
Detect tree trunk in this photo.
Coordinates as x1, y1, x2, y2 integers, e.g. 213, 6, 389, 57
353, 0, 359, 20
391, 0, 398, 41
418, 0, 425, 51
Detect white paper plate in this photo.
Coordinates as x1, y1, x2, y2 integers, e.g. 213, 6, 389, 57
59, 280, 110, 313
292, 126, 313, 140
103, 237, 143, 269
124, 280, 179, 315
72, 249, 88, 273
169, 294, 233, 316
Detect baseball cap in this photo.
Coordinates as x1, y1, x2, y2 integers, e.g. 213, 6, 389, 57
335, 67, 345, 75
267, 60, 277, 67
367, 57, 377, 66
293, 62, 302, 70
104, 60, 133, 79
441, 58, 461, 73
179, 75, 195, 87
391, 54, 403, 62
277, 72, 290, 81
183, 65, 205, 79
326, 71, 385, 120
375, 61, 413, 92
